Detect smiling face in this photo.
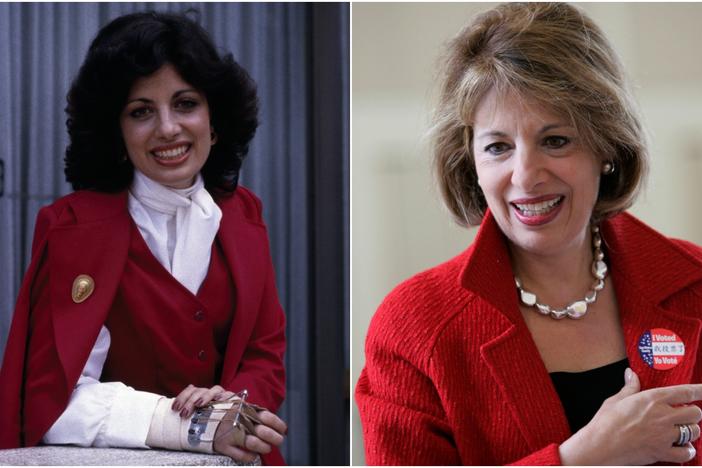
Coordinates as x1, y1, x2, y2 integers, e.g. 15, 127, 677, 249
120, 63, 213, 189
471, 89, 602, 258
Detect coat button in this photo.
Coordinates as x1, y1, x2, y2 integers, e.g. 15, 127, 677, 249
197, 350, 206, 361
194, 310, 205, 321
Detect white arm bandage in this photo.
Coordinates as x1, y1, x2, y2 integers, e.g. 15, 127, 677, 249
146, 398, 233, 453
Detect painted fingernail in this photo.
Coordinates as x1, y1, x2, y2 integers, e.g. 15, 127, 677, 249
690, 446, 696, 460
624, 367, 633, 383
172, 402, 180, 411
213, 393, 222, 401
180, 408, 188, 418
194, 398, 203, 406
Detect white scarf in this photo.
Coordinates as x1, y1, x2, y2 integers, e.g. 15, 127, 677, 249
128, 170, 222, 295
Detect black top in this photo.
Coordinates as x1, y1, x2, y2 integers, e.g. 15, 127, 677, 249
550, 358, 630, 433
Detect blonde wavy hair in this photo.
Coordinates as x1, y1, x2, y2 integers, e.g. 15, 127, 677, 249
431, 2, 649, 226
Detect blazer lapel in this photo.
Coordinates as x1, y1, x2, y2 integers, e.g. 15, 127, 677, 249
604, 214, 702, 390
49, 192, 131, 393
479, 323, 572, 448
616, 282, 701, 389
215, 194, 269, 384
462, 211, 702, 451
462, 212, 571, 450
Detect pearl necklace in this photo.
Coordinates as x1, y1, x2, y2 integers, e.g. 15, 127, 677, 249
514, 226, 608, 320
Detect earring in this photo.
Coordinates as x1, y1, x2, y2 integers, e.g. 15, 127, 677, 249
602, 161, 614, 175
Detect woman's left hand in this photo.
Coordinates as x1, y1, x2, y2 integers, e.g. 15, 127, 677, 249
171, 384, 287, 462
172, 384, 234, 418
213, 408, 287, 462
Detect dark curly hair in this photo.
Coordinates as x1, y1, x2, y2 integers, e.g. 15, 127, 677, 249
64, 10, 259, 193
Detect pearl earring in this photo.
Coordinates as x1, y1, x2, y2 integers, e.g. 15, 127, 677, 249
602, 161, 615, 175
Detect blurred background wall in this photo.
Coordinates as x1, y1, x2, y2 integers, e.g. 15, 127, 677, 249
352, 2, 702, 464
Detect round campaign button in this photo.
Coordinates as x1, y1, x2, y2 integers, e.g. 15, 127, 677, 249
638, 328, 685, 370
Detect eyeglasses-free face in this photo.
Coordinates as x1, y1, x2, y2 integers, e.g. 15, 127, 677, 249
472, 89, 602, 261
120, 63, 214, 189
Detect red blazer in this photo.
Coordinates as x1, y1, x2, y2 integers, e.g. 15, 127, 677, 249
356, 211, 702, 465
0, 187, 286, 462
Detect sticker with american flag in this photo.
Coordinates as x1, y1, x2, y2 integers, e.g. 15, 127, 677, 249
637, 328, 685, 370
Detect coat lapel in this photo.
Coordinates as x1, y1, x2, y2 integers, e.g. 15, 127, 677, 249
214, 193, 269, 384
461, 212, 571, 450
461, 211, 702, 451
479, 326, 572, 448
48, 191, 131, 396
617, 284, 701, 389
604, 214, 702, 390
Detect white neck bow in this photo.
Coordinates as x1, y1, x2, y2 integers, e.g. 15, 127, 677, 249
128, 170, 223, 294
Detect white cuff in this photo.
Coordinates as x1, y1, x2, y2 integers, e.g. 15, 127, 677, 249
98, 386, 162, 448
44, 381, 161, 448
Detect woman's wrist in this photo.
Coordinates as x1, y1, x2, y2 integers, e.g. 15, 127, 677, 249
146, 397, 226, 453
558, 428, 602, 466
558, 437, 581, 466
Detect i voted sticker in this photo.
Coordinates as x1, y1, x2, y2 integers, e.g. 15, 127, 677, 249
638, 328, 685, 370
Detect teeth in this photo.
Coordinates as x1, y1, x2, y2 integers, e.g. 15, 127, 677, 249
514, 197, 562, 216
153, 145, 189, 159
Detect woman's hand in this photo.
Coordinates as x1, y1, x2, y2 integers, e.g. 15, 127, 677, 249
171, 384, 287, 462
559, 369, 702, 465
212, 407, 287, 463
172, 384, 234, 418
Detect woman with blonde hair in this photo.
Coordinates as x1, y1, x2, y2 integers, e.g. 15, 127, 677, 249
356, 3, 702, 465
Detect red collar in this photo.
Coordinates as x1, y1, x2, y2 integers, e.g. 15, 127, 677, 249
58, 188, 248, 224
458, 209, 702, 450
460, 209, 702, 324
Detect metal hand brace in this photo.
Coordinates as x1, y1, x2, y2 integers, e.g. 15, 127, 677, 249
188, 390, 266, 449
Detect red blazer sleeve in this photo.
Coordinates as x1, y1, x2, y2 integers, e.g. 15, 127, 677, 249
357, 346, 562, 465
223, 260, 286, 412
356, 300, 562, 466
356, 289, 466, 466
0, 205, 61, 448
218, 188, 286, 467
356, 355, 461, 465
221, 187, 286, 413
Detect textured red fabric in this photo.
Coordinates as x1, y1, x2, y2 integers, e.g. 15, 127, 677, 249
0, 187, 286, 465
356, 210, 702, 465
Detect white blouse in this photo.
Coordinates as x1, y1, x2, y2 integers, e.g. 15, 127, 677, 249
43, 171, 222, 447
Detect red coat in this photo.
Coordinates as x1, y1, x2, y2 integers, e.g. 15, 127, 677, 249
0, 187, 286, 464
356, 211, 702, 465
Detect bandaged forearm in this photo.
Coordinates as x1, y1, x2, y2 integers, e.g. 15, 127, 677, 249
146, 393, 267, 454
146, 397, 225, 453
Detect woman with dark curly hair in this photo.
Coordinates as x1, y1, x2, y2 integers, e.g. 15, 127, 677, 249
0, 11, 287, 465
